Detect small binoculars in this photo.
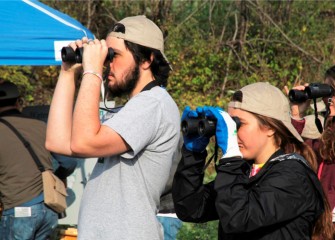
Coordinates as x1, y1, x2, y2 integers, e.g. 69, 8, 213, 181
61, 47, 115, 63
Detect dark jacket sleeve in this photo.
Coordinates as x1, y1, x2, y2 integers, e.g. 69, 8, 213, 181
172, 145, 219, 222
214, 157, 323, 233
52, 153, 78, 179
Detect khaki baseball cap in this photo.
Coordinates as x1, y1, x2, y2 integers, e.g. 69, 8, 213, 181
228, 82, 303, 142
301, 115, 324, 139
109, 15, 171, 69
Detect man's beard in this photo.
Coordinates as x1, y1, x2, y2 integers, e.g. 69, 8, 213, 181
105, 64, 140, 98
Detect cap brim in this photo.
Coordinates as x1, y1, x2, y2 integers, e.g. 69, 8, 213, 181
283, 120, 304, 142
161, 52, 173, 71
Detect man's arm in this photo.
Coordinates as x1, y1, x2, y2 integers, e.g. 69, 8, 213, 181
46, 38, 129, 158
45, 69, 77, 156
70, 38, 129, 157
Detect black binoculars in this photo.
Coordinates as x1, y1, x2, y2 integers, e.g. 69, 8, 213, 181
288, 83, 333, 103
61, 47, 115, 63
181, 116, 241, 138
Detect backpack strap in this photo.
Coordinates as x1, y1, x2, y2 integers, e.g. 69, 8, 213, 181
0, 118, 45, 172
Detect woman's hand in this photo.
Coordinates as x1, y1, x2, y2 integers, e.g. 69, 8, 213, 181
284, 85, 311, 120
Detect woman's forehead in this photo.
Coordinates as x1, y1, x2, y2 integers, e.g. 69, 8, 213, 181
228, 107, 251, 118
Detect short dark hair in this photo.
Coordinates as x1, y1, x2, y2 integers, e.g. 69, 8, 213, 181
124, 41, 171, 88
325, 65, 335, 80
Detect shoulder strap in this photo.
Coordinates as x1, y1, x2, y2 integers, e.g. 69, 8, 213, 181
99, 80, 159, 114
0, 118, 45, 172
141, 80, 159, 92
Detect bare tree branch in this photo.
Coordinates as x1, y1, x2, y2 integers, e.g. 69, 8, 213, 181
165, 0, 209, 41
220, 12, 239, 98
215, 1, 234, 52
246, 0, 322, 64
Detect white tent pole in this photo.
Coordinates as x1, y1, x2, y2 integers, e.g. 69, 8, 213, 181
22, 0, 91, 38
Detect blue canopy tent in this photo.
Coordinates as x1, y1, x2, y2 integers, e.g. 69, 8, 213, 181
0, 0, 94, 65
0, 0, 97, 227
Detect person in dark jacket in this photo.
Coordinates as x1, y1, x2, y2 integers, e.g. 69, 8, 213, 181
288, 65, 335, 230
172, 82, 334, 239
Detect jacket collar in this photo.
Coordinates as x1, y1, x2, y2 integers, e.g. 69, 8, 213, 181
249, 149, 312, 183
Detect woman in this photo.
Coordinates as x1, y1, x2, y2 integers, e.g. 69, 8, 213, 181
172, 82, 333, 239
319, 67, 335, 225
290, 65, 335, 231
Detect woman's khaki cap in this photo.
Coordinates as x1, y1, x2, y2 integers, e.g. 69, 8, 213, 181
228, 82, 303, 142
301, 115, 324, 139
109, 15, 172, 70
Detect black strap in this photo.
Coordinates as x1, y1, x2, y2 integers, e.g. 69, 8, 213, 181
0, 118, 45, 172
141, 80, 159, 92
202, 141, 218, 173
100, 80, 159, 113
313, 98, 324, 134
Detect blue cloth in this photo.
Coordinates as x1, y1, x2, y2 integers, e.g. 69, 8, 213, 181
0, 202, 58, 240
52, 153, 78, 179
0, 0, 94, 66
157, 215, 182, 240
201, 106, 242, 158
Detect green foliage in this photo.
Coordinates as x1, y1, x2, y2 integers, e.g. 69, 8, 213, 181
177, 221, 219, 240
0, 66, 34, 103
8, 1, 335, 238
0, 66, 58, 106
167, 31, 229, 109
35, 0, 335, 112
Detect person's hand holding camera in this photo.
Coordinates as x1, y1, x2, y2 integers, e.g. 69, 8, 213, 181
201, 106, 242, 159
181, 106, 210, 152
284, 85, 310, 120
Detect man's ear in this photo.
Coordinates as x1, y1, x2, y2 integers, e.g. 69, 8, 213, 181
141, 54, 154, 70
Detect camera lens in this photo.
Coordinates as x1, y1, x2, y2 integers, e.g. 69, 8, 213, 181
61, 47, 76, 63
198, 119, 216, 137
288, 83, 334, 103
306, 83, 333, 99
61, 47, 115, 63
181, 119, 199, 137
288, 89, 309, 103
232, 116, 241, 130
75, 48, 83, 63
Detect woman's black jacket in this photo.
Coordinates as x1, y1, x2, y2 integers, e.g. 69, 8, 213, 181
172, 146, 325, 240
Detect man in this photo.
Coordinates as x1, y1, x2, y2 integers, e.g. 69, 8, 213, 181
46, 15, 181, 239
0, 81, 57, 239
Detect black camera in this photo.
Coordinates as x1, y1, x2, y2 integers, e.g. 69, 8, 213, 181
181, 116, 241, 138
61, 47, 115, 63
288, 83, 334, 103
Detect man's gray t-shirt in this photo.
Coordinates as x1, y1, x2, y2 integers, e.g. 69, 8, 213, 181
77, 87, 180, 240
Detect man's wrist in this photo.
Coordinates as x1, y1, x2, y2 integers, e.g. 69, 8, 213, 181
82, 70, 103, 82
